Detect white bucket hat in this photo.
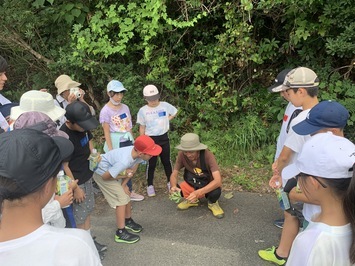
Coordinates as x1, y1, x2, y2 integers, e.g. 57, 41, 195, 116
10, 90, 66, 122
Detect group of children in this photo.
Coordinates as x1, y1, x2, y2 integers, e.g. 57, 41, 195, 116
0, 54, 354, 266
259, 67, 355, 265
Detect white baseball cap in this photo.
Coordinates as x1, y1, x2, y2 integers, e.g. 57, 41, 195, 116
282, 132, 355, 182
280, 67, 319, 90
143, 85, 160, 101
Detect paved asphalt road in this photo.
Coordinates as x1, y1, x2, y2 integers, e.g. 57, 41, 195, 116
91, 189, 283, 266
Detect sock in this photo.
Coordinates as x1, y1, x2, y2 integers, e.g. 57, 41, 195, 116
125, 217, 132, 223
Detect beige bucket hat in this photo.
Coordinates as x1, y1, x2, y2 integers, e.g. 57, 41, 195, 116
55, 74, 81, 95
176, 133, 208, 151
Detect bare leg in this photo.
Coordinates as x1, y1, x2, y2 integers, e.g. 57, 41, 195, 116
115, 205, 126, 229
276, 211, 300, 258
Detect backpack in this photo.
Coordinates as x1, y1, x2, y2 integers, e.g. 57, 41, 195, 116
183, 150, 212, 189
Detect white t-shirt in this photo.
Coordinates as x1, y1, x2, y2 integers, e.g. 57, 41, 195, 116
42, 195, 66, 228
287, 220, 352, 266
137, 102, 177, 136
275, 102, 301, 160
0, 224, 102, 266
282, 108, 321, 221
284, 109, 311, 155
54, 95, 69, 128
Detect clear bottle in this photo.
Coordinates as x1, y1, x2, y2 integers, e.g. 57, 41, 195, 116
89, 148, 99, 171
275, 187, 290, 210
56, 170, 71, 208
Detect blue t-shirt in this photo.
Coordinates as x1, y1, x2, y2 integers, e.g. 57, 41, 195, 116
95, 146, 143, 178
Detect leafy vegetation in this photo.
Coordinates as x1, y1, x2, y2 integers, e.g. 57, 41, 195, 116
0, 0, 354, 190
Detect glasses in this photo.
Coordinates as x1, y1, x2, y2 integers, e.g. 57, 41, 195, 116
295, 172, 327, 188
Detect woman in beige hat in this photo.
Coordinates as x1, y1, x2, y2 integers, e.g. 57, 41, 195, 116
170, 133, 224, 218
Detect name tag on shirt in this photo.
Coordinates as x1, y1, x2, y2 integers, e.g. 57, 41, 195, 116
119, 113, 127, 119
158, 111, 166, 117
80, 133, 89, 147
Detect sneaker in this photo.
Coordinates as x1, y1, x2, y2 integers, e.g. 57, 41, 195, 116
274, 218, 284, 229
130, 191, 144, 201
125, 218, 143, 233
258, 246, 286, 265
207, 201, 224, 219
177, 199, 199, 210
93, 236, 107, 252
147, 185, 156, 197
98, 251, 105, 261
115, 228, 140, 244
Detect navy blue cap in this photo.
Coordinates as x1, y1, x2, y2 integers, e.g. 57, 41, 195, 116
293, 100, 349, 135
267, 69, 292, 92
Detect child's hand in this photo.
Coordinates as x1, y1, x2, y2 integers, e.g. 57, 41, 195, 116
73, 186, 86, 203
269, 174, 282, 189
55, 190, 74, 208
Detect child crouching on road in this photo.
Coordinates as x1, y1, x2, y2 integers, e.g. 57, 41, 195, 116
93, 135, 162, 243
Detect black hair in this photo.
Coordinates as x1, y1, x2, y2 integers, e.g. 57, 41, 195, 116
344, 165, 355, 263
108, 91, 125, 98
0, 56, 8, 73
290, 86, 318, 97
0, 165, 61, 220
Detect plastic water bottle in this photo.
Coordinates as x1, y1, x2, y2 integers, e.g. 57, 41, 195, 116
89, 148, 99, 171
275, 187, 290, 210
56, 170, 71, 208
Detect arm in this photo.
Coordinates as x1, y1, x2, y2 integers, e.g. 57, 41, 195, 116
63, 162, 85, 203
102, 122, 113, 151
186, 170, 222, 202
170, 169, 181, 193
139, 124, 146, 136
269, 146, 294, 188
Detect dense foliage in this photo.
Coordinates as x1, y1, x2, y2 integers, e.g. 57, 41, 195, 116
1, 0, 354, 165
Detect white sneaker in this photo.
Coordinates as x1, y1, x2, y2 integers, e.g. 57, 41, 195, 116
130, 191, 144, 201
147, 185, 156, 197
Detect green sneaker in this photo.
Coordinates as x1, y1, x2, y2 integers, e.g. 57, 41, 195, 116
115, 229, 140, 244
258, 246, 286, 265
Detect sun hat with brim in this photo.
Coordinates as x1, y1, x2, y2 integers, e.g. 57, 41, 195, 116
65, 101, 99, 131
282, 133, 355, 184
55, 74, 81, 95
293, 100, 349, 136
268, 69, 292, 92
134, 135, 162, 156
10, 90, 66, 122
143, 85, 160, 101
0, 129, 74, 194
107, 80, 127, 93
14, 111, 69, 139
176, 133, 208, 151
